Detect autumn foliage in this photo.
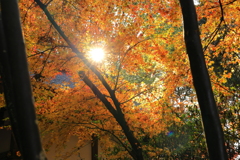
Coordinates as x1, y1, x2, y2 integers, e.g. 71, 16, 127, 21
0, 0, 239, 159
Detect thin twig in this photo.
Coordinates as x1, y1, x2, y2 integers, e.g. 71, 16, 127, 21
114, 38, 150, 90
62, 121, 131, 154
121, 86, 155, 104
203, 0, 225, 53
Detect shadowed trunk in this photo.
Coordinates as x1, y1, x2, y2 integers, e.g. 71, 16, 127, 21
179, 0, 227, 159
0, 0, 47, 159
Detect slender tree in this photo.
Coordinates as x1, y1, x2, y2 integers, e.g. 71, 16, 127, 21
179, 0, 227, 159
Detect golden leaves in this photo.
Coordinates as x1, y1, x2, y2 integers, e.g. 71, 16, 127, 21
18, 0, 240, 158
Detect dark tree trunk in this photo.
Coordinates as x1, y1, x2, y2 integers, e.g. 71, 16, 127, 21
0, 0, 47, 159
179, 0, 227, 159
0, 12, 22, 154
91, 134, 98, 160
79, 72, 144, 160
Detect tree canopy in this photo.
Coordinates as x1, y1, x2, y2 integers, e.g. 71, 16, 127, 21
0, 0, 239, 159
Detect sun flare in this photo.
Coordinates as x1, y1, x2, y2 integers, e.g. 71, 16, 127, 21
89, 48, 105, 62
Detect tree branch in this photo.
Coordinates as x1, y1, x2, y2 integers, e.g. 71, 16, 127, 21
78, 71, 117, 116
78, 71, 143, 160
34, 0, 116, 106
35, 1, 143, 158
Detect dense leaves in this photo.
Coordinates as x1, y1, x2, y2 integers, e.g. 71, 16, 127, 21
0, 0, 239, 159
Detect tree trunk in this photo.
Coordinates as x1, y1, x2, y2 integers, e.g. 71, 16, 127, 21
79, 72, 143, 160
179, 0, 227, 159
0, 0, 47, 159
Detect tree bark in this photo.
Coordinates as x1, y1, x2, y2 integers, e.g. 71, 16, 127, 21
79, 72, 143, 160
179, 0, 227, 159
0, 0, 47, 159
0, 12, 22, 154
